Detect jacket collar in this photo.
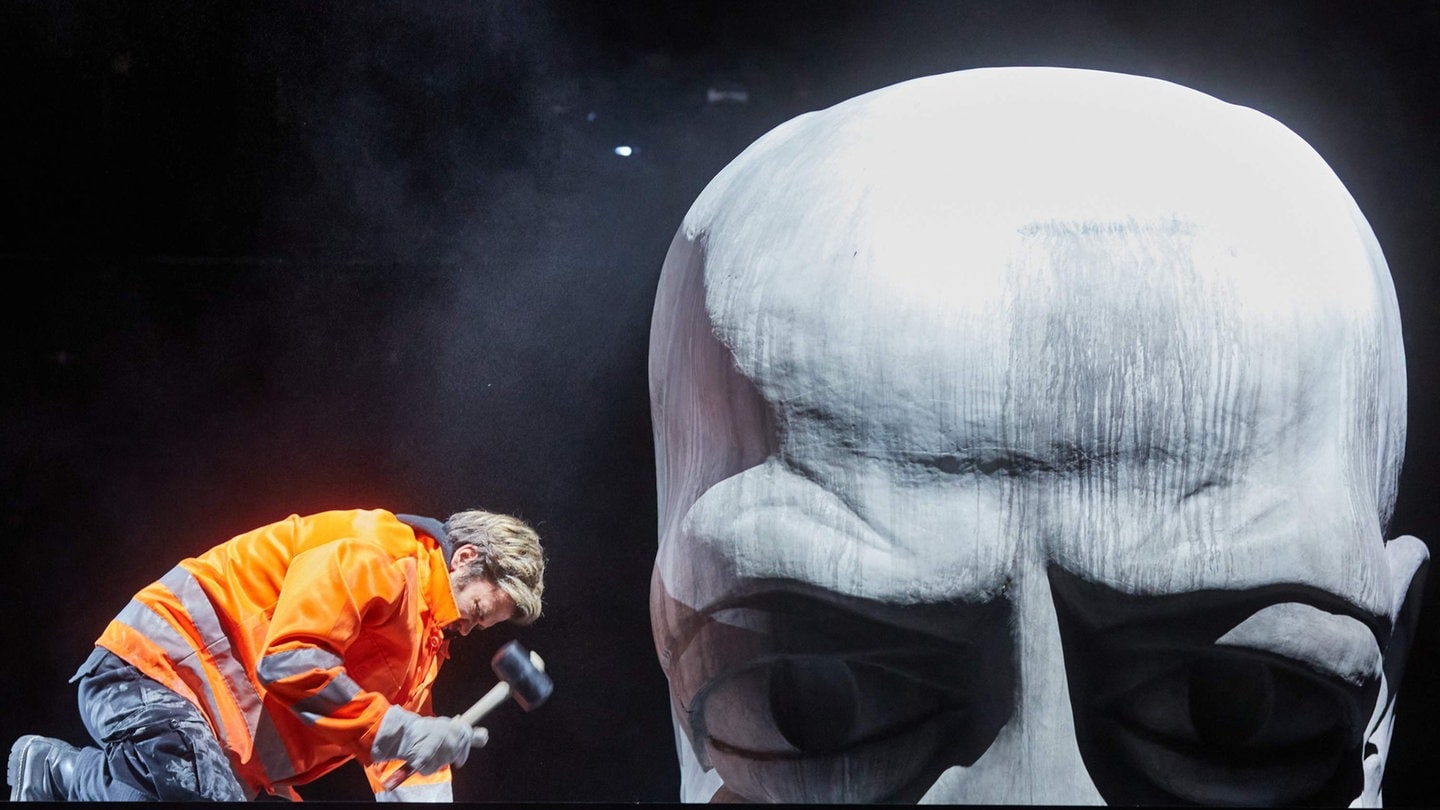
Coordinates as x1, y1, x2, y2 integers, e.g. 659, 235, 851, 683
395, 513, 455, 565
395, 513, 461, 628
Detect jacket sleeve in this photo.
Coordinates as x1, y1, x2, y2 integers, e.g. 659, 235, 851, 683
255, 537, 414, 760
366, 762, 454, 802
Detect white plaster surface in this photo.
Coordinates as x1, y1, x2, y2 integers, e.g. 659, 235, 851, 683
648, 67, 1425, 805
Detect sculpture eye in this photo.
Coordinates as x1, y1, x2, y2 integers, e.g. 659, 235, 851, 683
1048, 573, 1370, 801
1117, 652, 1351, 754
668, 590, 1015, 802
1047, 566, 1381, 806
699, 652, 958, 756
692, 648, 1003, 802
1185, 656, 1278, 748
767, 656, 862, 752
1084, 649, 1365, 806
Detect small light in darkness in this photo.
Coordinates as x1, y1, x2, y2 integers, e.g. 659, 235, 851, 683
614, 145, 634, 157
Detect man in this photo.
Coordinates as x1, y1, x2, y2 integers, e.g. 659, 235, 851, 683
6, 506, 546, 802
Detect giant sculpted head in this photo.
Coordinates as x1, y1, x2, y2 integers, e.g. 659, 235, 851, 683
647, 68, 1427, 805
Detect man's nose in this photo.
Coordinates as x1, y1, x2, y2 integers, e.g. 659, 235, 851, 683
921, 554, 1104, 804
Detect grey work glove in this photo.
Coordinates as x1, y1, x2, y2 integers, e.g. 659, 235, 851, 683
372, 705, 489, 775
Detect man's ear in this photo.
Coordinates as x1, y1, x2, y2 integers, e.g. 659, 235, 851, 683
451, 543, 478, 569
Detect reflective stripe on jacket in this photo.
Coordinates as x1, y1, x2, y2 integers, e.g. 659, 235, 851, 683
93, 508, 461, 799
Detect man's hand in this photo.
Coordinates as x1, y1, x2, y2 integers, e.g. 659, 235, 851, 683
372, 706, 488, 776
399, 715, 484, 774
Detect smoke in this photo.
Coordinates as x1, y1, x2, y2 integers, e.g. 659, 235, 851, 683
2, 0, 1438, 802
240, 4, 556, 259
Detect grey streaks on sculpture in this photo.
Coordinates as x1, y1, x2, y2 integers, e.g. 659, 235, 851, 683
647, 67, 1427, 805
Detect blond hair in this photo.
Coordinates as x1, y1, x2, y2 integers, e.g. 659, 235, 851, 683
445, 509, 546, 625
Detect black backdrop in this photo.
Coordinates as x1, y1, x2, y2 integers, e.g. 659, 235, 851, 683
2, 1, 1437, 804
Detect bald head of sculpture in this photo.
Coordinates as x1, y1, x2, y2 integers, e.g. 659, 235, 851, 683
648, 67, 1427, 805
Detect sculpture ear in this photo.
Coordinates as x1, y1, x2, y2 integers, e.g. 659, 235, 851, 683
668, 699, 726, 802
1382, 535, 1429, 688
1357, 535, 1429, 806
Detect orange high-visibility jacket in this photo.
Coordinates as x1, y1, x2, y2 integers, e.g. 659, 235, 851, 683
92, 508, 462, 800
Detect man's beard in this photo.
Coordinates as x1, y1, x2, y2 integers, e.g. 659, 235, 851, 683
446, 566, 484, 635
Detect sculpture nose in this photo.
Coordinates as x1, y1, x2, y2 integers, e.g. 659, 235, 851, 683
921, 555, 1104, 805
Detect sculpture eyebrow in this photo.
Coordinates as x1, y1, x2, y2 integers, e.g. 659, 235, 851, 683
704, 583, 1009, 650
1215, 602, 1383, 687
656, 576, 1007, 673
1046, 565, 1391, 651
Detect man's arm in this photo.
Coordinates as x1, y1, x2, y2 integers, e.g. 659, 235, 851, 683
256, 534, 477, 802
255, 538, 403, 755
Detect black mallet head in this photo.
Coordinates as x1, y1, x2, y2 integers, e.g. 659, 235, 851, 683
492, 640, 553, 712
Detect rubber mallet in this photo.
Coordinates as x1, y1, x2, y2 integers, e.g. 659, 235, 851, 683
381, 640, 553, 791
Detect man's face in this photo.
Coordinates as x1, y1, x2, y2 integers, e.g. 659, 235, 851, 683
649, 68, 1425, 805
449, 552, 516, 636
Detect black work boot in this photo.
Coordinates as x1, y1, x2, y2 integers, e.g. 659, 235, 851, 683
7, 735, 81, 801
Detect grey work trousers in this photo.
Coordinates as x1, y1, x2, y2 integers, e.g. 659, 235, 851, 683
66, 647, 251, 801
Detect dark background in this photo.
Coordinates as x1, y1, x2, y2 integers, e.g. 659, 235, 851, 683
1, 1, 1436, 804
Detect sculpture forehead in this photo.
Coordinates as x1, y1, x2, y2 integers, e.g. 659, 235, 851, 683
661, 68, 1404, 612
691, 69, 1392, 454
